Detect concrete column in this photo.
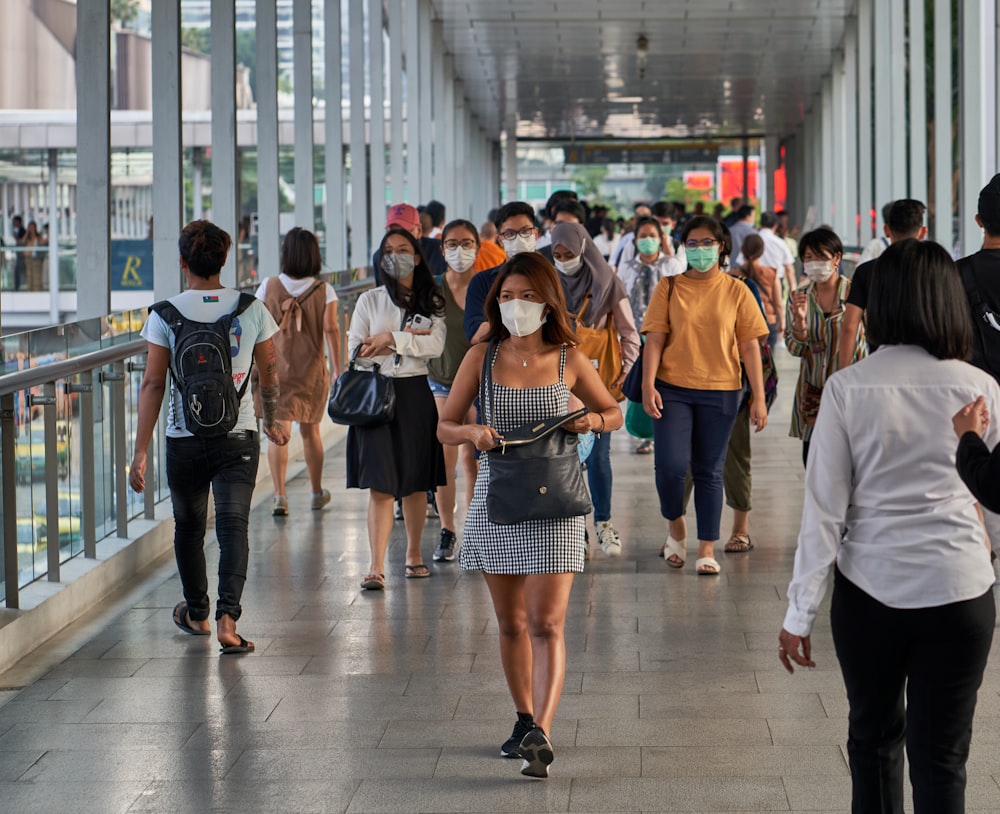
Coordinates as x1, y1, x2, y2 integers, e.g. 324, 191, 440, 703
932, 0, 952, 245
348, 0, 370, 268
324, 0, 347, 269
857, 0, 874, 240
369, 0, 387, 229
820, 76, 834, 229
404, 0, 421, 202
454, 85, 467, 218
873, 0, 894, 217
908, 0, 928, 205
431, 26, 446, 201
843, 20, 859, 245
831, 62, 849, 239
764, 136, 778, 215
47, 149, 59, 323
418, 0, 433, 202
388, 0, 405, 203
257, 0, 281, 276
504, 127, 518, 202
889, 0, 908, 192
440, 54, 456, 208
960, 0, 998, 255
293, 0, 315, 230
211, 0, 238, 286
76, 0, 111, 317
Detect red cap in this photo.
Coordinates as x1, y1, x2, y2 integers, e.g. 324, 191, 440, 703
385, 203, 420, 232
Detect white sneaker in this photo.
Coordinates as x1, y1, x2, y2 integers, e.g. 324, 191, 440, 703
596, 521, 622, 557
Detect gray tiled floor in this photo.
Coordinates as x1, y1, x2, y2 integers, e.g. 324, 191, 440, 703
2, 348, 1000, 812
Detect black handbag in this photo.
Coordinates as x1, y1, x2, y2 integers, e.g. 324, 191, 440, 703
481, 340, 593, 525
327, 346, 397, 427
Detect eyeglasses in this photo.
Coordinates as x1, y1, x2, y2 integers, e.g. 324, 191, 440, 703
684, 238, 718, 249
499, 226, 536, 241
443, 239, 477, 250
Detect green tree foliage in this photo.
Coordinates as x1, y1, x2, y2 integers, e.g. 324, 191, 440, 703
665, 177, 724, 214
570, 166, 608, 199
181, 27, 207, 53
110, 0, 139, 27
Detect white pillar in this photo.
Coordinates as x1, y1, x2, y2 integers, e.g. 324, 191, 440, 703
889, 0, 908, 192
256, 0, 281, 277
857, 0, 875, 240
404, 0, 421, 203
325, 0, 347, 270
455, 85, 467, 218
211, 0, 238, 286
293, 0, 315, 230
820, 76, 834, 229
368, 0, 386, 231
418, 0, 433, 202
151, 0, 182, 302
441, 54, 456, 209
504, 127, 518, 203
960, 0, 998, 255
191, 147, 204, 222
843, 20, 859, 246
47, 149, 59, 323
348, 0, 370, 268
388, 0, 405, 204
932, 0, 953, 246
831, 60, 849, 240
431, 25, 446, 201
873, 0, 894, 217
908, 0, 928, 205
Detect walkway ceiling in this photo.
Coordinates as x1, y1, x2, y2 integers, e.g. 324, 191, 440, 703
435, 0, 854, 142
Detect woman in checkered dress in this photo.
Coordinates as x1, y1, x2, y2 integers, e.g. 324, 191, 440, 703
438, 253, 622, 779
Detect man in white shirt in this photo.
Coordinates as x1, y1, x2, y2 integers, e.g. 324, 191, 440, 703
857, 202, 894, 264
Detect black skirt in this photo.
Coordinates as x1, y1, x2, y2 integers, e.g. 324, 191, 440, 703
345, 375, 447, 497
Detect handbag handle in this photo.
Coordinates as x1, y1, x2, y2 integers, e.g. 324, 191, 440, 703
479, 338, 499, 428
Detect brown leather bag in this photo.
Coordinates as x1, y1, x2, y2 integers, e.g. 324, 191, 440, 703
574, 293, 624, 401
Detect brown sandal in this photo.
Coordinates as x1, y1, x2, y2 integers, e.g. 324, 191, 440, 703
724, 532, 753, 553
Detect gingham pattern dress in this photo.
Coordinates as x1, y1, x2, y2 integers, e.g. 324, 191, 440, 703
460, 344, 587, 574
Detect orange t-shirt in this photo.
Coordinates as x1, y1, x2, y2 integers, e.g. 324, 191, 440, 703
474, 241, 507, 272
640, 272, 768, 390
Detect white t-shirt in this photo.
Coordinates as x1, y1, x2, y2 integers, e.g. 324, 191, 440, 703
255, 274, 338, 305
142, 288, 279, 437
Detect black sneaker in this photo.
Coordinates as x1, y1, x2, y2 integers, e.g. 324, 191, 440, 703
500, 712, 534, 758
433, 528, 457, 562
518, 725, 554, 779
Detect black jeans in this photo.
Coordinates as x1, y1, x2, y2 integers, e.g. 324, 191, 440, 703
830, 568, 995, 814
166, 433, 259, 622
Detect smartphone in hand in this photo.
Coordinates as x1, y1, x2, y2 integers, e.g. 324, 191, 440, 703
408, 314, 432, 331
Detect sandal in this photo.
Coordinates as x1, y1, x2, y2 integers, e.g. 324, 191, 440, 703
404, 564, 431, 579
695, 557, 721, 576
724, 532, 754, 553
361, 573, 386, 590
660, 535, 685, 568
172, 602, 210, 636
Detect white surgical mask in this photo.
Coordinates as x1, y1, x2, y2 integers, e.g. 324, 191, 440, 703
554, 255, 583, 276
499, 298, 547, 337
445, 246, 477, 273
381, 252, 415, 281
803, 260, 834, 282
502, 233, 536, 257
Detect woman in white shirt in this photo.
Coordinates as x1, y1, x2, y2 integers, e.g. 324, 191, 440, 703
347, 228, 447, 590
778, 239, 999, 814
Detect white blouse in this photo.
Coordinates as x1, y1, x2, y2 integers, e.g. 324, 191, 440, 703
783, 344, 1000, 637
346, 286, 446, 378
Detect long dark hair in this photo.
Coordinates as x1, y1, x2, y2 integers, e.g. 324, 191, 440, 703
866, 238, 972, 360
378, 228, 445, 317
483, 253, 577, 346
179, 219, 231, 279
680, 215, 731, 269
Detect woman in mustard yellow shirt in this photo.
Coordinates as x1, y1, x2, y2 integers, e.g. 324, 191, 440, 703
641, 216, 769, 575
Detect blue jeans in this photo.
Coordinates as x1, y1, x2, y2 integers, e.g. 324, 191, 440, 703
652, 382, 741, 541
166, 433, 259, 622
586, 429, 613, 522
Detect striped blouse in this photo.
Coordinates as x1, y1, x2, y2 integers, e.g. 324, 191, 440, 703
783, 275, 867, 442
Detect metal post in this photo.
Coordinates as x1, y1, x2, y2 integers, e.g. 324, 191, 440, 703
348, 0, 370, 269
69, 376, 97, 558
908, 0, 928, 204
741, 136, 750, 205
889, 0, 908, 193
47, 149, 60, 324
873, 0, 893, 215
843, 20, 860, 245
324, 0, 347, 270
76, 0, 111, 319
857, 0, 875, 240
36, 386, 60, 581
440, 53, 455, 206
192, 148, 204, 222
388, 0, 405, 204
368, 0, 387, 229
211, 0, 238, 286
294, 0, 315, 230
404, 0, 422, 203
257, 0, 281, 277
504, 128, 518, 203
932, 0, 953, 243
1, 393, 18, 607
418, 0, 433, 202
821, 77, 834, 228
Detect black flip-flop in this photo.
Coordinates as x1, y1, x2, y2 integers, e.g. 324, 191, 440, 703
172, 602, 210, 636
404, 564, 431, 579
219, 635, 255, 655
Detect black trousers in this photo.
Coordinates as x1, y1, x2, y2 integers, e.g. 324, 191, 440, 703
830, 568, 995, 814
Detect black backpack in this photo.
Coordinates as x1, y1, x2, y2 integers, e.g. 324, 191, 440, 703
150, 292, 256, 436
958, 261, 1000, 382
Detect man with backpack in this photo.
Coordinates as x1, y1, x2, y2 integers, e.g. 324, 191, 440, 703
129, 220, 289, 655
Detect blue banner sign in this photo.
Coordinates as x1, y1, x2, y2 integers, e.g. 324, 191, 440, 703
110, 239, 153, 291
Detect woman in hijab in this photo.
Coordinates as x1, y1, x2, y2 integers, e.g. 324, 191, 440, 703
550, 221, 640, 559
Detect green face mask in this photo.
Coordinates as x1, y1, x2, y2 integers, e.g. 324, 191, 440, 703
636, 236, 661, 256
686, 245, 719, 272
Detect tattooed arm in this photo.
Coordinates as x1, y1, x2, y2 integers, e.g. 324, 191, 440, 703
253, 338, 290, 446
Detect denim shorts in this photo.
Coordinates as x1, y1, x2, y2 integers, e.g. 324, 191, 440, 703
428, 379, 451, 398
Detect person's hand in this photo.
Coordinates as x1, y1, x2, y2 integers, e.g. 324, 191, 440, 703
790, 290, 808, 323
750, 400, 768, 433
612, 371, 627, 391
129, 450, 147, 493
953, 395, 989, 438
263, 419, 290, 446
564, 413, 595, 434
467, 424, 502, 451
402, 325, 432, 336
358, 332, 395, 358
778, 628, 815, 674
642, 383, 662, 420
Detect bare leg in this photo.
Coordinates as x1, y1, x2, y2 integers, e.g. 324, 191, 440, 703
730, 509, 749, 536
436, 427, 460, 532
401, 491, 427, 565
523, 572, 575, 733
217, 612, 251, 650
299, 421, 325, 494
367, 490, 394, 575
482, 573, 533, 715
266, 420, 291, 495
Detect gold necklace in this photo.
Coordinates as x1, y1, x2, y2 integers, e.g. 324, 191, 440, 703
503, 340, 545, 367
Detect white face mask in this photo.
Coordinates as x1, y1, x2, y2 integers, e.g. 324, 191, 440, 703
381, 252, 415, 281
499, 298, 547, 337
554, 255, 583, 276
803, 260, 834, 283
502, 233, 536, 257
445, 246, 477, 273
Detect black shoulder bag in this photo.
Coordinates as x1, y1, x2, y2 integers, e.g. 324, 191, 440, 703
327, 315, 406, 427
481, 340, 594, 525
